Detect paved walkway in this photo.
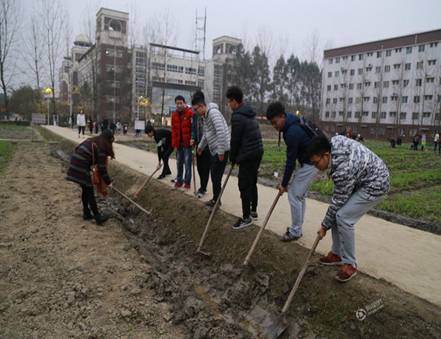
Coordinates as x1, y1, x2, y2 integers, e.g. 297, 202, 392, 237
46, 126, 441, 306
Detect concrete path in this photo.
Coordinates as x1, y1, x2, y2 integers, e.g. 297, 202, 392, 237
46, 126, 441, 307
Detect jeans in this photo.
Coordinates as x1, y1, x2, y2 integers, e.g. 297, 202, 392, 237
434, 142, 438, 152
238, 157, 262, 219
81, 185, 98, 216
176, 145, 192, 185
210, 151, 229, 202
196, 150, 211, 192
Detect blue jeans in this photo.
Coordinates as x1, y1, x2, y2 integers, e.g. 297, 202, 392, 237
176, 146, 192, 185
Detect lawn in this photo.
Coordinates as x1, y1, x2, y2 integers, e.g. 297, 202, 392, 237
0, 141, 16, 177
0, 124, 29, 131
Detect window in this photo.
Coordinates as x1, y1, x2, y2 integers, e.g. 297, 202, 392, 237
350, 69, 355, 76
391, 95, 398, 101
333, 98, 338, 104
338, 111, 344, 116
357, 68, 362, 75
395, 48, 402, 53
406, 47, 412, 54
326, 98, 330, 104
356, 97, 362, 104
353, 126, 358, 132
327, 85, 331, 91
400, 112, 407, 120
357, 83, 362, 89
339, 97, 344, 102
329, 58, 333, 64
372, 97, 377, 104
415, 79, 422, 86
380, 112, 386, 119
426, 77, 434, 83
351, 55, 356, 61
423, 112, 431, 118
334, 85, 338, 90
383, 81, 389, 88
343, 56, 348, 60
383, 97, 388, 103
385, 65, 391, 72
403, 80, 409, 87
363, 97, 370, 102
185, 80, 196, 85
106, 95, 120, 103
152, 62, 165, 70
340, 84, 347, 89
390, 112, 397, 118
331, 112, 336, 118
167, 64, 184, 73
439, 95, 441, 103
416, 61, 423, 69
436, 113, 441, 120
347, 112, 352, 118
386, 50, 392, 57
325, 111, 330, 118
335, 71, 339, 77
405, 63, 411, 70
198, 66, 205, 76
185, 67, 197, 75
412, 112, 419, 120
366, 65, 372, 72
374, 82, 380, 88
424, 95, 433, 100
348, 97, 353, 104
328, 72, 332, 78
363, 111, 369, 117
367, 52, 373, 57
324, 125, 330, 131
392, 80, 399, 85
342, 69, 347, 75
380, 127, 385, 135
106, 65, 123, 72
394, 64, 401, 69
377, 51, 382, 58
418, 45, 425, 52
414, 96, 420, 103
402, 96, 408, 103
430, 42, 438, 48
336, 57, 340, 63
198, 80, 204, 88
375, 66, 381, 73
355, 112, 360, 118
109, 19, 122, 32
349, 83, 354, 90
365, 81, 371, 87
356, 54, 363, 60
370, 127, 376, 134
372, 112, 376, 118
428, 60, 437, 66
331, 125, 336, 131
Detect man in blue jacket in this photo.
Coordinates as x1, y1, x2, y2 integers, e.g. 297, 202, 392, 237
266, 102, 318, 242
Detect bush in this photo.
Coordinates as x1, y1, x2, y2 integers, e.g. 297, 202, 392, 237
0, 120, 31, 126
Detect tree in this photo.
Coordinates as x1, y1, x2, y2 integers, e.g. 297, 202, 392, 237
271, 54, 288, 105
374, 52, 385, 139
285, 54, 301, 111
392, 56, 406, 134
8, 85, 45, 120
0, 0, 22, 119
249, 45, 270, 116
302, 61, 321, 122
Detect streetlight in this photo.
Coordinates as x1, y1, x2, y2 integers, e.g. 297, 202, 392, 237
45, 87, 52, 124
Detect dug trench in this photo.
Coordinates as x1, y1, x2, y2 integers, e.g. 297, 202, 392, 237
43, 134, 441, 339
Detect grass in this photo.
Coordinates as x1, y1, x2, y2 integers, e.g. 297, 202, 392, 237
0, 124, 29, 131
0, 141, 16, 177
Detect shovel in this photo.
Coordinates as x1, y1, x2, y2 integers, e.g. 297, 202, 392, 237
113, 186, 152, 216
263, 234, 321, 339
243, 191, 281, 267
196, 164, 234, 254
133, 164, 162, 198
192, 150, 197, 197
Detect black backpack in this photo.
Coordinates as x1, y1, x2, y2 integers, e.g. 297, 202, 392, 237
413, 136, 419, 143
287, 116, 326, 138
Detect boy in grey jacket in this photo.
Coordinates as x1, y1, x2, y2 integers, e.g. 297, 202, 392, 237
306, 135, 390, 282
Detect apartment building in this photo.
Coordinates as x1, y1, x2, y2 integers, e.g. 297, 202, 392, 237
321, 29, 441, 140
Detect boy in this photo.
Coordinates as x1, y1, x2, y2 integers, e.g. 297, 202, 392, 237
145, 125, 173, 179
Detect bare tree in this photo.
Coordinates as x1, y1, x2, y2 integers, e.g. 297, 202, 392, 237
255, 25, 274, 62
338, 59, 352, 127
0, 0, 22, 119
356, 56, 368, 126
392, 56, 406, 134
374, 51, 385, 139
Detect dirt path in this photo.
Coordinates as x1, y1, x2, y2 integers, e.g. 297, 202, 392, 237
45, 126, 441, 308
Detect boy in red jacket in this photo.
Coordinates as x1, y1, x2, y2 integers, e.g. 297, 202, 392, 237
171, 95, 194, 191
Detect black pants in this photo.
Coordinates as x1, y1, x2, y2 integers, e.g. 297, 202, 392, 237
161, 145, 173, 176
196, 150, 211, 192
238, 157, 262, 219
210, 151, 229, 202
413, 142, 418, 151
81, 185, 99, 216
78, 126, 85, 135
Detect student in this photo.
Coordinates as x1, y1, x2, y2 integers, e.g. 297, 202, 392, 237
413, 134, 419, 151
77, 109, 86, 139
116, 121, 121, 135
145, 125, 173, 179
434, 132, 440, 152
266, 102, 318, 242
66, 130, 115, 225
171, 95, 194, 191
110, 121, 116, 135
227, 86, 264, 230
387, 137, 396, 149
192, 91, 230, 212
306, 135, 390, 282
190, 101, 211, 198
123, 123, 128, 135
88, 116, 94, 134
102, 117, 109, 131
421, 133, 426, 152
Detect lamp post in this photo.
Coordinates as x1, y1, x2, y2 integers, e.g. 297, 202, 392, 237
45, 87, 52, 124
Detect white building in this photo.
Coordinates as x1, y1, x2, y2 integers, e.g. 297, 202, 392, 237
321, 29, 441, 140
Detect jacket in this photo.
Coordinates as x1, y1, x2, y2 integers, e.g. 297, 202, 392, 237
77, 113, 86, 127
191, 114, 209, 152
281, 113, 313, 187
172, 106, 193, 149
198, 103, 230, 156
321, 136, 390, 230
229, 102, 263, 164
153, 129, 172, 162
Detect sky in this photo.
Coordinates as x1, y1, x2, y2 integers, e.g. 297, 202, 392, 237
17, 0, 441, 88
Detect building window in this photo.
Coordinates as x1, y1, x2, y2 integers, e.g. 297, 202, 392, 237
335, 71, 339, 77
339, 97, 344, 102
428, 60, 437, 66
424, 95, 433, 100
385, 65, 390, 72
382, 97, 388, 103
363, 97, 370, 102
380, 112, 386, 119
372, 112, 376, 118
391, 95, 398, 101
167, 64, 184, 73
336, 57, 340, 63
329, 58, 334, 64
198, 66, 205, 76
392, 80, 399, 85
383, 81, 389, 88
405, 63, 411, 70
400, 112, 407, 120
418, 45, 425, 52
357, 83, 362, 90
334, 85, 338, 90
328, 72, 332, 78
342, 69, 347, 75
106, 95, 120, 103
377, 51, 382, 58
415, 79, 422, 86
370, 127, 376, 134
333, 98, 338, 104
366, 65, 372, 72
348, 97, 353, 104
379, 127, 385, 135
402, 96, 408, 103
375, 66, 381, 73
395, 48, 402, 53
390, 112, 397, 118
430, 42, 438, 48
414, 96, 420, 103
367, 52, 373, 57
326, 98, 330, 104
185, 67, 197, 75
394, 64, 401, 69
363, 111, 369, 117
351, 55, 356, 61
347, 112, 352, 118
349, 83, 354, 90
423, 112, 431, 118
198, 80, 204, 88
373, 97, 378, 104
355, 111, 360, 118
152, 62, 165, 70
327, 85, 331, 91
358, 68, 363, 75
406, 47, 412, 54
386, 50, 392, 57
331, 111, 336, 118
426, 77, 434, 83
412, 112, 419, 120
359, 54, 364, 60
350, 69, 355, 76
403, 80, 409, 87
338, 111, 344, 116
331, 125, 336, 131
374, 82, 380, 88
416, 61, 423, 69
439, 95, 441, 103
106, 65, 123, 73
185, 80, 196, 85
325, 111, 330, 118
343, 56, 348, 60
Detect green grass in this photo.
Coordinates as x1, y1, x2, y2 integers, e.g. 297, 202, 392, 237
0, 124, 29, 131
0, 141, 16, 177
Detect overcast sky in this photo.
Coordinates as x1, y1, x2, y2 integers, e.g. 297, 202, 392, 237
17, 0, 441, 87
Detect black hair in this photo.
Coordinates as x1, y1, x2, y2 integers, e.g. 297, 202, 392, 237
191, 91, 206, 106
226, 86, 243, 104
145, 125, 154, 134
305, 136, 331, 159
175, 95, 186, 103
266, 102, 285, 120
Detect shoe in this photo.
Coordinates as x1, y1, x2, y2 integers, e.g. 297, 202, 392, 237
78, 135, 80, 138
319, 251, 343, 266
95, 214, 110, 226
172, 182, 182, 189
197, 189, 207, 198
207, 205, 221, 213
82, 211, 94, 221
83, 136, 85, 139
250, 212, 258, 221
280, 228, 302, 242
165, 172, 172, 176
204, 199, 216, 207
157, 174, 165, 180
183, 184, 191, 191
232, 218, 253, 230
171, 178, 177, 183
335, 263, 357, 282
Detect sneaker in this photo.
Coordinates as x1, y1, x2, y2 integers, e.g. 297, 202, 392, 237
250, 212, 258, 220
157, 174, 165, 180
207, 205, 221, 213
83, 136, 85, 139
183, 184, 191, 191
335, 263, 357, 282
280, 228, 302, 242
78, 135, 80, 138
197, 189, 207, 198
95, 214, 110, 226
172, 182, 182, 189
171, 178, 177, 183
204, 199, 216, 207
232, 218, 253, 230
82, 212, 94, 221
319, 251, 343, 266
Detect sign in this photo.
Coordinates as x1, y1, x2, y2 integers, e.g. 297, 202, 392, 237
134, 120, 145, 131
32, 113, 46, 125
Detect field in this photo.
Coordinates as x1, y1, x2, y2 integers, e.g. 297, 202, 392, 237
0, 123, 32, 139
0, 141, 16, 177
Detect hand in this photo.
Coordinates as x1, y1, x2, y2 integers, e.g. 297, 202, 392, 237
157, 163, 161, 170
278, 185, 287, 195
108, 183, 113, 189
197, 148, 202, 155
218, 154, 224, 162
317, 227, 327, 240
174, 147, 178, 153
190, 139, 195, 146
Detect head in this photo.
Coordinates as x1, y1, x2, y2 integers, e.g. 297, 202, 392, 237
175, 95, 186, 112
306, 136, 331, 171
79, 109, 84, 115
387, 137, 391, 141
94, 129, 115, 159
266, 102, 287, 132
226, 86, 243, 112
191, 91, 207, 117
145, 125, 154, 138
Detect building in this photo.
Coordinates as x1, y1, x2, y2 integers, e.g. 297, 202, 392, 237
321, 29, 441, 140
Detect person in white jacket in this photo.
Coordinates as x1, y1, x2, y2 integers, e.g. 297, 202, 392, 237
77, 109, 86, 139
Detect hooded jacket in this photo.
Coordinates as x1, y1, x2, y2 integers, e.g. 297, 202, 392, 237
280, 112, 313, 187
172, 106, 193, 149
198, 103, 230, 156
229, 102, 264, 164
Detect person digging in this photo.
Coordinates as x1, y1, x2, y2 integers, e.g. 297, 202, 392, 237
145, 125, 173, 180
306, 135, 390, 282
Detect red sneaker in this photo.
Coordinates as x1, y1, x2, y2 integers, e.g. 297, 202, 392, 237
319, 251, 343, 266
183, 184, 191, 191
172, 182, 182, 189
335, 263, 357, 282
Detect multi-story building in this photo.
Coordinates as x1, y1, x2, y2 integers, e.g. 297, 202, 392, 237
321, 29, 441, 140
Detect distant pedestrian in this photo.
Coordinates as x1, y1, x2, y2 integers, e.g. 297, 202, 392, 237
397, 138, 402, 146
70, 114, 75, 129
88, 116, 94, 134
110, 121, 116, 135
123, 124, 128, 135
387, 137, 396, 149
103, 117, 109, 131
434, 132, 439, 152
413, 135, 419, 151
77, 109, 86, 139
95, 121, 98, 134
116, 121, 121, 135
421, 134, 426, 152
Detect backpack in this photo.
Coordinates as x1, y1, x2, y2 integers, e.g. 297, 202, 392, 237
413, 136, 419, 143
288, 116, 326, 138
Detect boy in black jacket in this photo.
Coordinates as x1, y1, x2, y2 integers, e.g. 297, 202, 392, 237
145, 125, 173, 179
